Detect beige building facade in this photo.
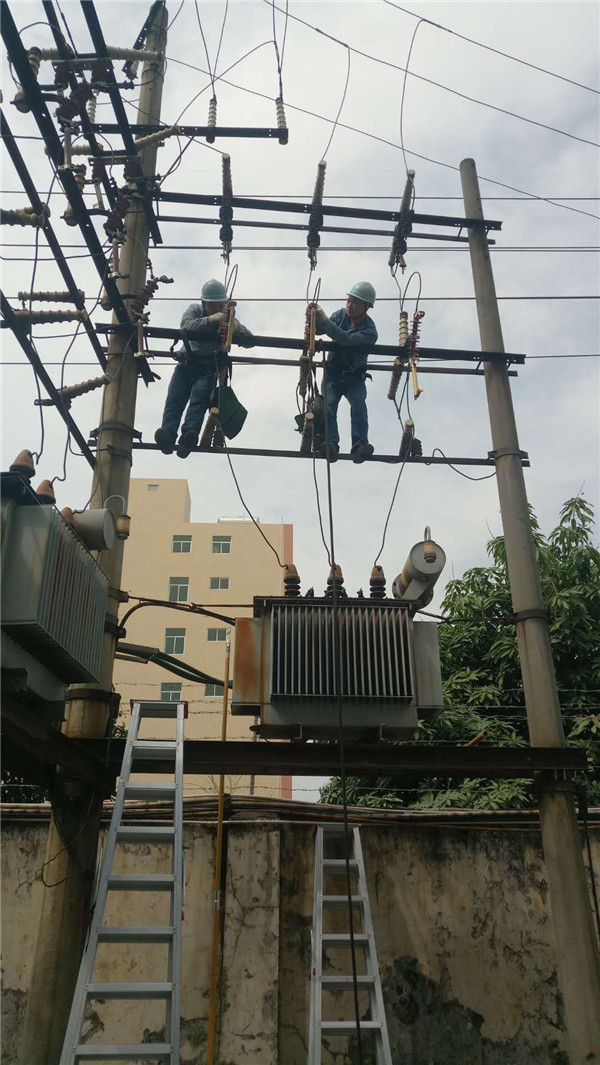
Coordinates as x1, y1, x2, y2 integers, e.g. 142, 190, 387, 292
112, 478, 293, 798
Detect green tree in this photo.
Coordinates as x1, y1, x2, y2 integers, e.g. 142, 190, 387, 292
321, 496, 600, 810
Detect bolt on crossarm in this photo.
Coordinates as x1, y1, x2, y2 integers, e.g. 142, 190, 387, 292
460, 157, 600, 1063
21, 7, 169, 1064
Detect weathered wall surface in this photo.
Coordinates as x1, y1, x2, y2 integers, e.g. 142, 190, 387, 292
2, 815, 598, 1064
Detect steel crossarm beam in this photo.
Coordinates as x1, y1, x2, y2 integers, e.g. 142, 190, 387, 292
1, 110, 107, 369
79, 739, 587, 778
80, 0, 162, 244
93, 123, 288, 141
0, 5, 126, 320
93, 323, 525, 364
1, 703, 107, 788
156, 190, 502, 230
1, 292, 96, 468
41, 0, 116, 209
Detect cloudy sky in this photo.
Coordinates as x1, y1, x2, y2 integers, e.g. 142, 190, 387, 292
2, 2, 599, 791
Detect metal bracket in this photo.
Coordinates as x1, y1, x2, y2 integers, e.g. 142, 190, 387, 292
105, 445, 133, 464
91, 422, 142, 439
488, 447, 529, 462
104, 614, 126, 637
108, 586, 129, 603
508, 608, 549, 623
535, 775, 577, 798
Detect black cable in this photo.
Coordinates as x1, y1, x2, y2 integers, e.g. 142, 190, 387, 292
194, 0, 216, 95
219, 426, 285, 568
55, 0, 77, 52
399, 18, 424, 176
321, 47, 351, 160
425, 447, 497, 481
383, 1, 600, 95
312, 450, 332, 567
168, 0, 185, 30
213, 0, 230, 83
264, 1, 600, 147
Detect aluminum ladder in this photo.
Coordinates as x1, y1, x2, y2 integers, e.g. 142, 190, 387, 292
59, 699, 185, 1064
308, 823, 393, 1065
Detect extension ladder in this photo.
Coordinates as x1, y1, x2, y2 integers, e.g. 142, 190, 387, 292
59, 699, 185, 1064
308, 823, 393, 1065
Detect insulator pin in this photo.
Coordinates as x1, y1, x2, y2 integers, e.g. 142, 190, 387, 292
283, 563, 301, 597
87, 93, 98, 123
63, 166, 87, 226
18, 289, 85, 305
325, 564, 347, 599
35, 374, 109, 407
399, 310, 409, 347
369, 565, 386, 599
133, 124, 180, 150
307, 161, 326, 267
56, 83, 95, 128
1, 206, 49, 227
104, 192, 130, 237
388, 358, 405, 401
12, 47, 42, 113
11, 308, 87, 324
275, 97, 289, 144
206, 97, 217, 143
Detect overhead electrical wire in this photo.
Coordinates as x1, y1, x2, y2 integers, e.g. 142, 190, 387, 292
383, 1, 600, 95
264, 1, 600, 147
164, 56, 600, 222
320, 46, 351, 160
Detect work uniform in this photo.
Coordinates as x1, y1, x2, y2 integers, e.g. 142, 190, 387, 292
316, 308, 378, 454
160, 303, 254, 439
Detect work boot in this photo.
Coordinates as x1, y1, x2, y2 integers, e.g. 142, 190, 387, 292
176, 429, 199, 459
352, 443, 374, 464
154, 427, 175, 455
320, 441, 338, 463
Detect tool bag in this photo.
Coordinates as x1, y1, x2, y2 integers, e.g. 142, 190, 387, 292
211, 384, 247, 439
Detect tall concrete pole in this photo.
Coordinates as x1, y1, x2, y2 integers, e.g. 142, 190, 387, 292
21, 8, 168, 1063
460, 157, 600, 1064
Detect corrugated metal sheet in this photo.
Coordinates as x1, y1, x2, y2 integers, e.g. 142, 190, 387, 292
270, 603, 413, 702
1, 505, 107, 681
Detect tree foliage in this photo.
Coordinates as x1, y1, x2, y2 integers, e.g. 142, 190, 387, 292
321, 496, 600, 810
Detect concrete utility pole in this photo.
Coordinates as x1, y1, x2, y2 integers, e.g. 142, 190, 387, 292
21, 8, 169, 1063
460, 157, 600, 1064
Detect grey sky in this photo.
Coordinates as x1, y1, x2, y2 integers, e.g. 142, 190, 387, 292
2, 3, 599, 689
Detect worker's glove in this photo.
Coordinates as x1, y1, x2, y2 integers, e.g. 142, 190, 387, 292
207, 311, 226, 325
314, 305, 329, 326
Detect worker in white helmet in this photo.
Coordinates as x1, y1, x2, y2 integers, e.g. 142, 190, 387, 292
314, 281, 378, 463
155, 279, 254, 458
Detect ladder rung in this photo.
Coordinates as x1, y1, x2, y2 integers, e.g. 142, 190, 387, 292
123, 783, 177, 800
74, 1044, 171, 1060
322, 933, 370, 946
323, 859, 359, 870
98, 926, 175, 943
321, 1020, 382, 1034
132, 741, 177, 760
107, 874, 175, 891
116, 826, 175, 842
322, 895, 365, 909
87, 982, 173, 999
321, 974, 376, 988
135, 700, 182, 718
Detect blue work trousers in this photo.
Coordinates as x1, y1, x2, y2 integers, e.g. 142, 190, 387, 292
161, 363, 217, 438
323, 372, 369, 452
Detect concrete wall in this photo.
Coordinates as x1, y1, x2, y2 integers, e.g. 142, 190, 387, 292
2, 814, 599, 1063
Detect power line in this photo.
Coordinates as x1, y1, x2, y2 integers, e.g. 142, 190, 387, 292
264, 1, 600, 147
3, 354, 600, 366
2, 191, 599, 201
383, 1, 600, 96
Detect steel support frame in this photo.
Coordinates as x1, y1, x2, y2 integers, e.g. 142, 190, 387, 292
1, 292, 96, 467
153, 213, 487, 244
79, 0, 162, 244
156, 189, 502, 231
1, 110, 107, 369
93, 122, 288, 141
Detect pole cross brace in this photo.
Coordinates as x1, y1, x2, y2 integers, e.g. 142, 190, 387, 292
535, 775, 578, 797
488, 447, 529, 462
508, 607, 549, 623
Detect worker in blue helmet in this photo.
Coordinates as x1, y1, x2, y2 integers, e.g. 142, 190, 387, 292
155, 279, 254, 458
314, 281, 378, 463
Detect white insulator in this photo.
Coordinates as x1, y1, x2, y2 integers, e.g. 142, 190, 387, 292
275, 96, 287, 129
70, 143, 93, 155
87, 93, 97, 123
38, 46, 163, 63
313, 161, 326, 205
207, 97, 217, 128
133, 124, 180, 149
222, 154, 232, 198
17, 289, 85, 304
399, 311, 409, 347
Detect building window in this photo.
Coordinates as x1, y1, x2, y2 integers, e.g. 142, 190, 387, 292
147, 483, 159, 492
161, 682, 182, 702
212, 535, 231, 554
207, 627, 227, 642
165, 628, 186, 655
210, 577, 230, 590
205, 683, 225, 697
172, 535, 192, 554
169, 577, 189, 602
